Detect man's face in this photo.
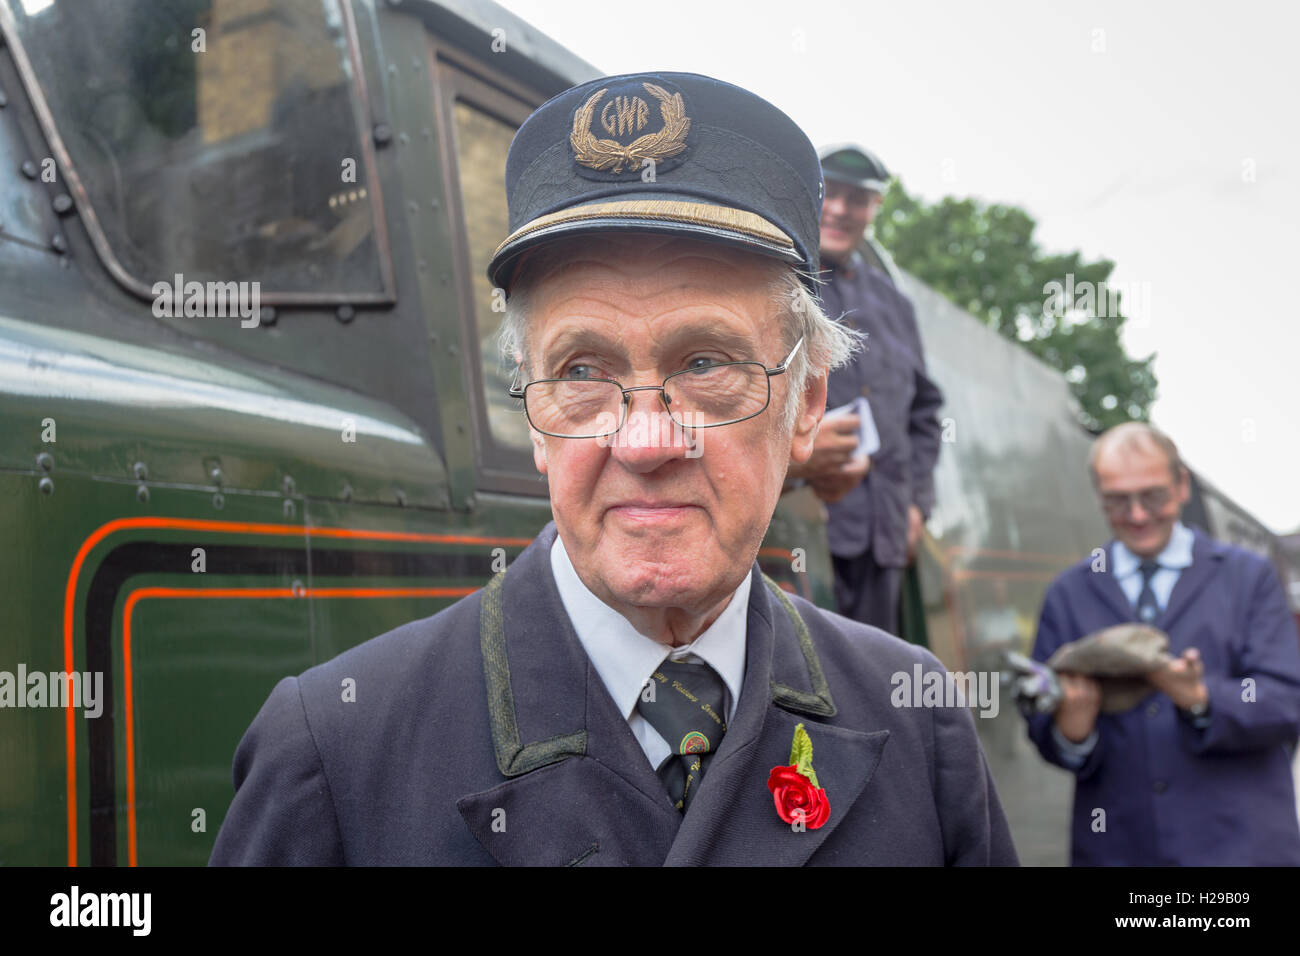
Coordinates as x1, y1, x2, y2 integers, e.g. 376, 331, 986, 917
523, 236, 824, 618
819, 179, 880, 264
1093, 443, 1189, 558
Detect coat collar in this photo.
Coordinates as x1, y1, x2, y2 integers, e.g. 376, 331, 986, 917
456, 523, 890, 866
1086, 526, 1228, 630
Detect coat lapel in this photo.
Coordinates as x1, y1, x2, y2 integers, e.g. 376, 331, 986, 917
662, 577, 890, 866
458, 528, 890, 866
1088, 542, 1139, 622
456, 524, 681, 866
1159, 530, 1224, 633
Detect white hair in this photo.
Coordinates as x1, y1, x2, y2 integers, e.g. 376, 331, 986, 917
497, 240, 859, 432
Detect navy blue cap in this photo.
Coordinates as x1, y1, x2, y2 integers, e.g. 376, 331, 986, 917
488, 71, 824, 292
819, 143, 890, 193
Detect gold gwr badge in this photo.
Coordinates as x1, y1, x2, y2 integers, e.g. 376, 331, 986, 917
570, 82, 691, 174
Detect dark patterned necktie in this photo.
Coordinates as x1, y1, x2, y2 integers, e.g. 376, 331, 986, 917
1136, 560, 1161, 624
636, 659, 728, 813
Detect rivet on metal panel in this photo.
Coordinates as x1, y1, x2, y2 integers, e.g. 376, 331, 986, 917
260, 306, 277, 326
50, 233, 67, 254
52, 194, 73, 215
133, 461, 148, 480
395, 488, 407, 507
209, 465, 223, 486
336, 304, 355, 323
39, 477, 54, 495
398, 131, 410, 145
136, 484, 150, 503
374, 122, 393, 145
282, 475, 296, 496
448, 344, 458, 356
36, 452, 53, 471
20, 159, 37, 179
212, 492, 225, 510
283, 499, 296, 519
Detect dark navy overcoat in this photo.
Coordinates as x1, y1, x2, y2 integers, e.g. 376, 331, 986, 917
1026, 529, 1300, 865
211, 523, 1018, 866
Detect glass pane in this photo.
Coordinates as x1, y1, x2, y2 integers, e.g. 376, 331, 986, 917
451, 99, 532, 454
7, 0, 388, 297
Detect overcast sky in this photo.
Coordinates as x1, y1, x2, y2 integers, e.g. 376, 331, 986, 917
496, 0, 1300, 532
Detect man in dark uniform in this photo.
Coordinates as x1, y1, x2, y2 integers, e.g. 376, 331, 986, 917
210, 75, 1014, 866
790, 145, 944, 635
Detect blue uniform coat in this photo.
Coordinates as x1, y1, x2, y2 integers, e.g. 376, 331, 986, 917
1026, 529, 1300, 865
820, 259, 944, 565
211, 523, 1017, 866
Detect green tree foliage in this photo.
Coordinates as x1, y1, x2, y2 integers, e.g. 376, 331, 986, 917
875, 180, 1157, 431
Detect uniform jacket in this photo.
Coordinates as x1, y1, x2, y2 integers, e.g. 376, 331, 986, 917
820, 256, 944, 565
211, 522, 1017, 866
1026, 528, 1300, 865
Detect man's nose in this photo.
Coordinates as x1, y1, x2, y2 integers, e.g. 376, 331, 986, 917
823, 194, 846, 218
606, 390, 697, 471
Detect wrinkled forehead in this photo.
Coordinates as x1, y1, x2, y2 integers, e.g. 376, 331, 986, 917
523, 236, 783, 351
1093, 440, 1178, 487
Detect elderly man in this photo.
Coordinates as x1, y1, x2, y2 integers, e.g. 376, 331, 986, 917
210, 72, 1016, 866
1025, 422, 1300, 865
788, 145, 944, 635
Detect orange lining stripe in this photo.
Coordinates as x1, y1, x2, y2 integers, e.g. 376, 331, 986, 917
122, 585, 474, 867
63, 516, 531, 866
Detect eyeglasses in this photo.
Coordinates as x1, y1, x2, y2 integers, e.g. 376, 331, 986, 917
1100, 487, 1173, 517
509, 337, 804, 440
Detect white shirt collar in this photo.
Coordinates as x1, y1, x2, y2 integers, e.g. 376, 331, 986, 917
1113, 521, 1195, 577
549, 533, 750, 723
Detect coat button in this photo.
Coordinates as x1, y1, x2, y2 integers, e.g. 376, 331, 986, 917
1147, 702, 1160, 716
1152, 780, 1167, 794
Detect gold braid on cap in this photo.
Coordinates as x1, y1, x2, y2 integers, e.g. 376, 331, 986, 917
571, 83, 691, 174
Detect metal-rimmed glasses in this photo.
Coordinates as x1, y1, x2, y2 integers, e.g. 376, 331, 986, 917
508, 337, 804, 439
1100, 487, 1174, 518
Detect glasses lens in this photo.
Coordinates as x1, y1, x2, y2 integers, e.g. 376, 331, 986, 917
1101, 494, 1130, 516
664, 363, 769, 427
1139, 488, 1171, 512
526, 380, 624, 437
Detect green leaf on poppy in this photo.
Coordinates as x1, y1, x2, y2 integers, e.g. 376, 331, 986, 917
790, 722, 820, 788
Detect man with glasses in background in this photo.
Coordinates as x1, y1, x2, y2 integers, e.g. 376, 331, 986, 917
789, 144, 944, 636
1024, 422, 1300, 865
211, 72, 1017, 866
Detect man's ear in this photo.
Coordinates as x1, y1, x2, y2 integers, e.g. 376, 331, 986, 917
530, 427, 548, 476
790, 371, 828, 464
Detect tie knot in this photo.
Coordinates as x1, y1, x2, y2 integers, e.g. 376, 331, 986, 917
636, 658, 728, 756
1139, 560, 1160, 581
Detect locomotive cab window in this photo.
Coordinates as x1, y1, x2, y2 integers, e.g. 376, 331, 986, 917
3, 0, 392, 303
435, 58, 547, 492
